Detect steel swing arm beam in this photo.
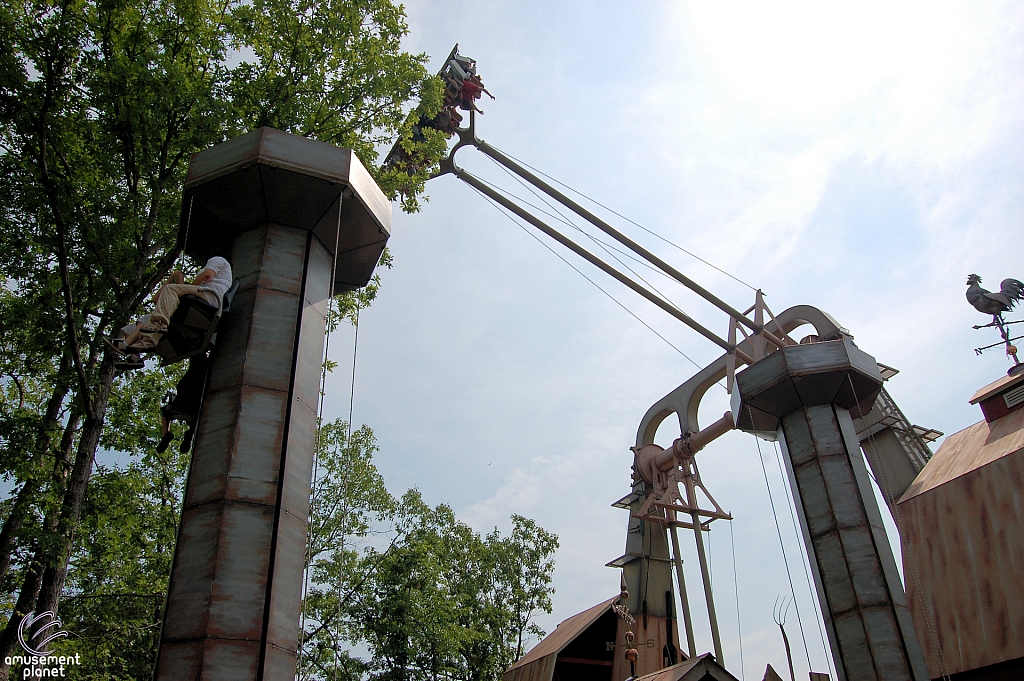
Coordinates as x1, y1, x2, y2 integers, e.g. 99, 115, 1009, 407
467, 138, 787, 351
453, 166, 754, 364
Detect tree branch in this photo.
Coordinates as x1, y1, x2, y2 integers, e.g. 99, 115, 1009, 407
53, 220, 95, 421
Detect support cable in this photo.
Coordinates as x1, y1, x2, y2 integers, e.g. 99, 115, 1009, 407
484, 154, 694, 323
464, 174, 683, 289
489, 144, 758, 291
466, 183, 713, 374
753, 428, 812, 672
480, 156, 743, 402
471, 140, 784, 348
298, 290, 339, 680
334, 305, 361, 681
299, 282, 342, 679
729, 520, 746, 681
456, 166, 752, 361
772, 441, 837, 681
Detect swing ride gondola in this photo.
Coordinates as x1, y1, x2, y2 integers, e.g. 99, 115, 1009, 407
150, 277, 241, 365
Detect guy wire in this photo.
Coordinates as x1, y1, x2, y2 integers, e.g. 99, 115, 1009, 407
772, 440, 836, 681
465, 183, 713, 377
729, 519, 745, 680
485, 154, 692, 320
490, 144, 758, 290
752, 419, 812, 672
334, 304, 361, 681
298, 283, 339, 679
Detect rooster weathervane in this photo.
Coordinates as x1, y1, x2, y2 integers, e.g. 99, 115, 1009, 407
966, 274, 1024, 375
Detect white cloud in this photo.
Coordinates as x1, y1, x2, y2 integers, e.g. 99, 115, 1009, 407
336, 1, 1024, 676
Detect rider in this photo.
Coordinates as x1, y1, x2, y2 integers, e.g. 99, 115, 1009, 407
127, 251, 232, 351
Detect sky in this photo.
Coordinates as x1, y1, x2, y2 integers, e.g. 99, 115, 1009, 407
318, 2, 1024, 679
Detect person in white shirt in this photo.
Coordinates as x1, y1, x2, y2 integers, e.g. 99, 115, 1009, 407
124, 252, 232, 350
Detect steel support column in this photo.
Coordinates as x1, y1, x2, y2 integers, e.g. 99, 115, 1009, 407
733, 340, 928, 681
155, 224, 333, 680
152, 128, 390, 681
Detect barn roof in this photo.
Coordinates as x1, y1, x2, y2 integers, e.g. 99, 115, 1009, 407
506, 595, 618, 671
633, 653, 739, 681
899, 406, 1024, 503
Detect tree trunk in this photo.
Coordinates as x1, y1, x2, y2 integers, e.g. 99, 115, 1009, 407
0, 354, 72, 585
0, 557, 44, 670
0, 482, 39, 589
0, 400, 82, 677
32, 356, 117, 634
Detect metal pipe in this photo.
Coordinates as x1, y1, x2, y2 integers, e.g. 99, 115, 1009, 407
473, 139, 787, 349
670, 525, 697, 658
455, 167, 749, 358
654, 411, 735, 471
691, 509, 724, 663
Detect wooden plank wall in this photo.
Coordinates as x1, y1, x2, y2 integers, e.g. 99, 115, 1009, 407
898, 447, 1024, 677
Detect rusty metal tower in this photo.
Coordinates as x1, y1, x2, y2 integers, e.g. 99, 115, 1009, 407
153, 128, 390, 681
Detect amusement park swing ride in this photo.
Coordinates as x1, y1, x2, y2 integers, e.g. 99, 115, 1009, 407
384, 47, 1024, 681
135, 43, 1024, 681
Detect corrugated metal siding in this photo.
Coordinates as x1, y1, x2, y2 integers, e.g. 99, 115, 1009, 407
899, 437, 1024, 677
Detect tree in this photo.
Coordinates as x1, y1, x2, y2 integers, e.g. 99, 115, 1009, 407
297, 418, 559, 681
0, 0, 439, 673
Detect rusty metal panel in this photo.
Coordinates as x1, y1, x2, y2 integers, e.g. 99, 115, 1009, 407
899, 437, 1024, 677
186, 387, 240, 504
152, 640, 204, 681
207, 286, 257, 393
162, 501, 223, 640
278, 397, 317, 518
179, 128, 390, 294
259, 225, 308, 295
207, 501, 274, 638
610, 613, 683, 680
230, 225, 268, 292
969, 371, 1024, 406
225, 388, 289, 504
197, 638, 262, 681
859, 428, 919, 507
263, 508, 307, 649
734, 341, 883, 432
779, 403, 927, 681
244, 287, 301, 392
631, 654, 738, 681
900, 407, 1024, 503
158, 221, 332, 681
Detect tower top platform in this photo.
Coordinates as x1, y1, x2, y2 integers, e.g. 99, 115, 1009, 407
178, 127, 391, 292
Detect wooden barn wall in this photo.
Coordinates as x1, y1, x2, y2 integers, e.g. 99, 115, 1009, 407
611, 614, 681, 681
503, 654, 556, 681
898, 447, 1024, 678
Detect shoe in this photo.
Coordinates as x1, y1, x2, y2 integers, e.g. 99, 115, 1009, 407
156, 432, 173, 453
114, 355, 146, 371
179, 428, 195, 453
126, 335, 159, 352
